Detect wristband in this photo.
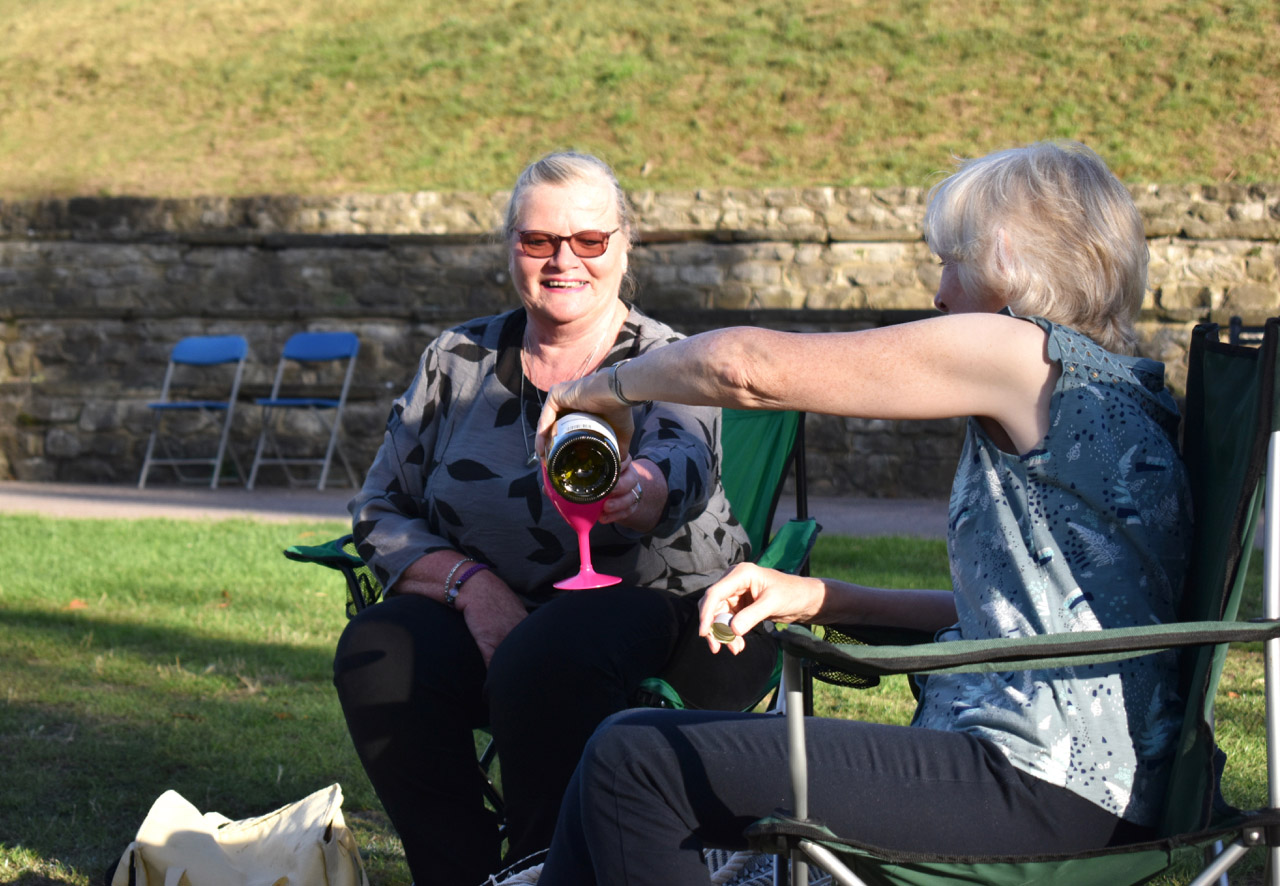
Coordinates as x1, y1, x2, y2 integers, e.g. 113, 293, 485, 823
443, 557, 474, 601
445, 562, 490, 608
609, 358, 651, 408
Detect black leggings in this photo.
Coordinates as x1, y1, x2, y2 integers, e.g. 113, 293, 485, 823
539, 708, 1155, 885
331, 587, 777, 886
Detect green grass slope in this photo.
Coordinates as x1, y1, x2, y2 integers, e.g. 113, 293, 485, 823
1, 0, 1277, 199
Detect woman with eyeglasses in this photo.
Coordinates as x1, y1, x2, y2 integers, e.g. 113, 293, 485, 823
332, 152, 775, 885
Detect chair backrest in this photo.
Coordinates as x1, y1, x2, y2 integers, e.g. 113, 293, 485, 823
720, 409, 804, 559
1229, 315, 1266, 347
170, 335, 248, 367
281, 331, 360, 363
263, 331, 360, 405
1161, 317, 1279, 836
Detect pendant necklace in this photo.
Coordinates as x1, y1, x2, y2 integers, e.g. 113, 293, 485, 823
518, 325, 610, 466
519, 370, 546, 466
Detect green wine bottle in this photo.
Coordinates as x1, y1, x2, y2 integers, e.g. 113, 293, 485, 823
546, 412, 621, 504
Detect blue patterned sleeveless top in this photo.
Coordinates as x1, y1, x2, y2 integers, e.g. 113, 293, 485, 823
911, 317, 1192, 825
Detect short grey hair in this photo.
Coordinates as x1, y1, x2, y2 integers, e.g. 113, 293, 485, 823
503, 151, 636, 247
923, 141, 1147, 355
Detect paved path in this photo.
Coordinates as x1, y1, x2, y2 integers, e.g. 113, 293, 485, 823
0, 481, 950, 538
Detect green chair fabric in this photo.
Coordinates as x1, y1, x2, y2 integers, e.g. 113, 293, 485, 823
631, 409, 816, 710
748, 319, 1280, 886
721, 408, 803, 558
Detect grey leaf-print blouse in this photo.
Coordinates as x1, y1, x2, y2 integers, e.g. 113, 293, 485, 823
349, 305, 750, 606
912, 317, 1193, 826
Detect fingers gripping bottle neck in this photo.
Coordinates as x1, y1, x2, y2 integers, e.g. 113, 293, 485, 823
546, 412, 621, 504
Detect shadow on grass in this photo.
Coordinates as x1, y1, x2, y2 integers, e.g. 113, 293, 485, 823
1, 607, 387, 884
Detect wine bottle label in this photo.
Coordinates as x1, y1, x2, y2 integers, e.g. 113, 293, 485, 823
553, 413, 618, 449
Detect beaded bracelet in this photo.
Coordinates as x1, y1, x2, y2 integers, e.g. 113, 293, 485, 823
443, 557, 474, 601
445, 562, 490, 608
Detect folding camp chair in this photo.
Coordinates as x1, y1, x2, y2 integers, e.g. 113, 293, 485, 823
747, 319, 1280, 886
247, 331, 360, 491
285, 408, 820, 826
137, 334, 248, 489
1230, 315, 1266, 348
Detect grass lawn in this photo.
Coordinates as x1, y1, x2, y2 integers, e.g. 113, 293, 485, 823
1, 0, 1277, 198
0, 516, 1269, 884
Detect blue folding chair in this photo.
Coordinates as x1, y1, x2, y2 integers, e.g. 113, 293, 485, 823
137, 335, 248, 489
247, 331, 360, 490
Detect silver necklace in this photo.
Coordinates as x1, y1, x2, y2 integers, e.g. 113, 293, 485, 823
518, 369, 546, 466
518, 325, 610, 466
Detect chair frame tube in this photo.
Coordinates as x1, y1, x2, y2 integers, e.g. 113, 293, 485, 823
1265, 430, 1280, 884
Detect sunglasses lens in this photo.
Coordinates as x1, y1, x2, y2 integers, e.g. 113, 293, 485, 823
570, 233, 609, 256
518, 230, 612, 258
520, 233, 556, 257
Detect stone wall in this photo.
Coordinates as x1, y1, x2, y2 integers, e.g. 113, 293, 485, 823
1, 183, 1276, 498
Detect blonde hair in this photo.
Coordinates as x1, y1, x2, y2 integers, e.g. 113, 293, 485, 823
923, 141, 1147, 354
503, 151, 635, 246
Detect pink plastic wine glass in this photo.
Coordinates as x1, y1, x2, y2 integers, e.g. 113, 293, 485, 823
543, 463, 622, 590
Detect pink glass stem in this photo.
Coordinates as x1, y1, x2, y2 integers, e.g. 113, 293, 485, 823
543, 465, 622, 590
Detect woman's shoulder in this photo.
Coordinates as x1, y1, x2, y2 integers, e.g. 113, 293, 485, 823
1031, 317, 1169, 391
1031, 317, 1182, 441
433, 308, 523, 353
626, 304, 685, 351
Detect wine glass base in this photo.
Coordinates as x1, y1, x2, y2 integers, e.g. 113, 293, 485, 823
554, 571, 623, 590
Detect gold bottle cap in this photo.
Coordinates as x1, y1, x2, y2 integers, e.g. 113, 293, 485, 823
711, 612, 736, 643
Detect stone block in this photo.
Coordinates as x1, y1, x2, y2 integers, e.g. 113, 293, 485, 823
847, 265, 896, 287
793, 244, 823, 266
45, 428, 81, 458
5, 341, 35, 376
1223, 282, 1279, 313
677, 265, 725, 287
865, 287, 934, 310
12, 456, 55, 482
779, 206, 816, 226
702, 281, 748, 311
804, 286, 865, 310
730, 263, 782, 285
1247, 254, 1278, 282
1158, 284, 1212, 312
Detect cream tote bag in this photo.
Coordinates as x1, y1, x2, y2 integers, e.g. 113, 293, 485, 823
110, 783, 368, 886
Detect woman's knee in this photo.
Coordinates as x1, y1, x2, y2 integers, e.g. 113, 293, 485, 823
333, 595, 482, 704
579, 709, 668, 778
490, 587, 680, 690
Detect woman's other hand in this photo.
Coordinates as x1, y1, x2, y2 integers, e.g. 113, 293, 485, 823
394, 553, 528, 668
455, 570, 528, 668
697, 562, 826, 655
597, 456, 665, 531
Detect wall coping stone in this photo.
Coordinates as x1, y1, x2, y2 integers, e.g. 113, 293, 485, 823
2, 184, 1277, 244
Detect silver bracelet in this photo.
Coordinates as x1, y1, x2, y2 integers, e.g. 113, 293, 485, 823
609, 358, 650, 407
443, 557, 474, 605
447, 562, 491, 608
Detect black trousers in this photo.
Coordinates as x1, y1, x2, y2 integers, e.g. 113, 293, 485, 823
331, 586, 777, 886
538, 708, 1154, 886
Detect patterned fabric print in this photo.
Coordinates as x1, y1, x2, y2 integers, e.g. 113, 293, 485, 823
349, 305, 750, 606
912, 318, 1192, 826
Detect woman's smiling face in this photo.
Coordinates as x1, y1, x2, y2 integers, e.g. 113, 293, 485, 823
509, 178, 628, 328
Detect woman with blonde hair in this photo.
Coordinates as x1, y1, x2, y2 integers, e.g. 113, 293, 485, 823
534, 142, 1191, 884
